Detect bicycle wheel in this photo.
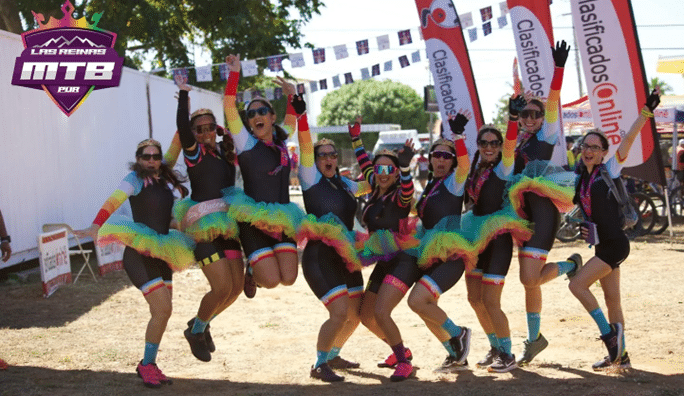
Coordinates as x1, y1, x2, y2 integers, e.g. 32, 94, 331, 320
647, 192, 669, 235
631, 192, 656, 236
556, 207, 582, 242
670, 186, 684, 218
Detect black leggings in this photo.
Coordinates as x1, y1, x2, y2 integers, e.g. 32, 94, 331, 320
522, 193, 560, 252
476, 233, 513, 278
123, 247, 172, 292
302, 241, 364, 304
366, 252, 421, 294
419, 259, 466, 296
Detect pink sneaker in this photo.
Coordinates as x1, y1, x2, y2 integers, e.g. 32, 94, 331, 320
377, 348, 413, 368
152, 364, 172, 385
0, 358, 8, 370
390, 362, 414, 382
136, 361, 162, 388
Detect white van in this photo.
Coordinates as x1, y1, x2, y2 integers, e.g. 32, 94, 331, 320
372, 129, 419, 155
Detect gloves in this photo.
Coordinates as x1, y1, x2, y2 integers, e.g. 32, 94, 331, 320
291, 93, 306, 115
645, 89, 661, 112
509, 95, 527, 118
397, 145, 414, 168
348, 122, 361, 139
552, 40, 570, 68
448, 113, 469, 135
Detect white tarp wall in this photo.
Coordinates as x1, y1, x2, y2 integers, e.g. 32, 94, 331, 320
0, 30, 223, 269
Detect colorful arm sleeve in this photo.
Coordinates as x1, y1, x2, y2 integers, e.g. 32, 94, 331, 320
538, 66, 564, 144
92, 172, 141, 226
224, 71, 256, 154
446, 138, 470, 196
297, 112, 319, 190
353, 138, 374, 185
283, 95, 297, 138
397, 168, 414, 208
496, 120, 518, 181
163, 131, 182, 168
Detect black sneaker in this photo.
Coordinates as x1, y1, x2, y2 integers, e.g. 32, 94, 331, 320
476, 347, 500, 368
448, 327, 471, 365
434, 355, 469, 373
327, 356, 360, 369
184, 328, 211, 362
517, 333, 549, 365
566, 253, 583, 278
488, 352, 517, 373
592, 352, 631, 371
187, 318, 215, 353
600, 323, 624, 363
310, 363, 344, 382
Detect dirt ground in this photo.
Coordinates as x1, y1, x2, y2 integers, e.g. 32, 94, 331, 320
1, 228, 684, 396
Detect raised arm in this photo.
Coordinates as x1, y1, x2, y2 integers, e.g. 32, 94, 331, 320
223, 54, 253, 154
615, 88, 661, 163
396, 140, 416, 208
348, 119, 374, 184
293, 94, 318, 190
276, 76, 297, 139
175, 75, 197, 152
498, 96, 522, 180
163, 130, 182, 168
446, 113, 472, 196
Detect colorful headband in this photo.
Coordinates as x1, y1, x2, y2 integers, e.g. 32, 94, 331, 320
244, 97, 274, 112
190, 108, 215, 121
375, 148, 398, 159
430, 138, 455, 152
137, 139, 162, 151
314, 138, 336, 149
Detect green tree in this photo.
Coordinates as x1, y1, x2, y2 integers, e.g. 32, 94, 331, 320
317, 79, 431, 152
649, 77, 674, 95
491, 93, 511, 133
6, 0, 322, 91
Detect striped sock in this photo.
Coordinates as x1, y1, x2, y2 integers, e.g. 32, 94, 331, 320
142, 342, 159, 366
442, 340, 456, 357
590, 308, 612, 336
191, 317, 209, 334
557, 260, 576, 276
498, 337, 512, 355
327, 347, 341, 361
487, 333, 499, 349
441, 318, 462, 338
527, 312, 541, 342
314, 350, 328, 368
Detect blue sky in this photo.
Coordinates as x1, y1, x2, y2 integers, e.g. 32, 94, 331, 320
274, 0, 684, 126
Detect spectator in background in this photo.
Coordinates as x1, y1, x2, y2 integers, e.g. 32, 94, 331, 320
566, 136, 576, 170
289, 143, 300, 188
675, 139, 684, 183
416, 150, 429, 189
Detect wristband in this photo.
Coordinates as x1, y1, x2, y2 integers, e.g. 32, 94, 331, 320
224, 71, 239, 96
400, 166, 411, 173
351, 139, 363, 149
1, 236, 10, 243
641, 108, 654, 118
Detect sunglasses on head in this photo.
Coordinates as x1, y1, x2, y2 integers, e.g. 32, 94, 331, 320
374, 164, 396, 175
246, 106, 271, 119
139, 153, 162, 161
316, 151, 338, 160
431, 150, 455, 160
477, 139, 502, 148
192, 123, 217, 134
520, 109, 544, 119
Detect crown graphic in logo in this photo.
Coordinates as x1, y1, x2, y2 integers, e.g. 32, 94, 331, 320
11, 1, 124, 116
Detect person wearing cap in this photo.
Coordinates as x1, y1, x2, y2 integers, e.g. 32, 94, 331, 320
348, 120, 420, 382
223, 54, 304, 296
174, 75, 244, 363
75, 139, 195, 388
407, 113, 474, 373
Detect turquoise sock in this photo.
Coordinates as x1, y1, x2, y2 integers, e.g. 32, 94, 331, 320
487, 333, 499, 349
142, 342, 159, 366
498, 337, 512, 355
327, 347, 341, 361
590, 308, 612, 336
526, 312, 541, 342
621, 330, 627, 354
191, 317, 209, 334
442, 340, 456, 357
557, 260, 576, 276
315, 350, 328, 368
441, 318, 462, 338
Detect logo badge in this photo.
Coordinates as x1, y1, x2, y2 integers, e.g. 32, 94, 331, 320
11, 1, 124, 116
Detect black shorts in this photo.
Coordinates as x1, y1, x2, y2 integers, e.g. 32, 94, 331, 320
123, 247, 172, 293
194, 237, 242, 265
238, 222, 296, 263
522, 193, 560, 252
366, 252, 421, 294
419, 258, 465, 297
302, 241, 364, 305
476, 233, 513, 278
595, 235, 630, 269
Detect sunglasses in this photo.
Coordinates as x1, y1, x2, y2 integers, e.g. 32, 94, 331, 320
316, 151, 338, 160
580, 143, 604, 152
246, 106, 271, 119
192, 123, 217, 134
477, 139, 502, 148
139, 153, 162, 161
374, 164, 396, 175
520, 109, 544, 119
431, 150, 455, 160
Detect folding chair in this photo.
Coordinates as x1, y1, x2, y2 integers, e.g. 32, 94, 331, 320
42, 224, 97, 283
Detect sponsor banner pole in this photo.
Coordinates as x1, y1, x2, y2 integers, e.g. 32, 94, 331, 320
414, 0, 484, 154
571, 0, 665, 185
508, 0, 568, 166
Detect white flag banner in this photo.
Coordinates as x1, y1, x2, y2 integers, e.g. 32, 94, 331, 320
377, 34, 390, 50
500, 1, 509, 15
243, 90, 252, 103
460, 12, 474, 28
241, 60, 258, 77
195, 65, 212, 82
334, 44, 349, 60
289, 52, 305, 68
361, 67, 371, 80
310, 81, 318, 93
265, 88, 274, 100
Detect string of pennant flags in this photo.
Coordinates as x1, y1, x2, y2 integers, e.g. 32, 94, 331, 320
171, 1, 510, 98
